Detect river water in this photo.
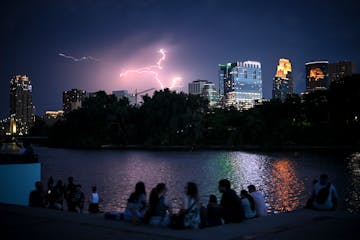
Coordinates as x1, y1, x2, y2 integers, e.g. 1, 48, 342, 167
36, 147, 360, 214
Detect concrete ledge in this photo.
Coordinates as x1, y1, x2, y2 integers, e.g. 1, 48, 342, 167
1, 203, 359, 240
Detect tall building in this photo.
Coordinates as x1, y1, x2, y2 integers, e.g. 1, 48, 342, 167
219, 61, 262, 110
329, 61, 356, 82
63, 89, 86, 114
272, 58, 293, 101
188, 80, 219, 107
9, 75, 34, 135
188, 80, 209, 95
201, 82, 219, 107
218, 63, 237, 98
305, 61, 329, 91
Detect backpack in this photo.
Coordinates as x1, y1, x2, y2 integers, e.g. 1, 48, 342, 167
315, 183, 331, 204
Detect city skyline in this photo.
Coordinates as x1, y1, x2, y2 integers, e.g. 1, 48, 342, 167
1, 0, 359, 118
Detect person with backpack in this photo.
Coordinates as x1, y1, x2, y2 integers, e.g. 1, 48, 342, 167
312, 174, 338, 211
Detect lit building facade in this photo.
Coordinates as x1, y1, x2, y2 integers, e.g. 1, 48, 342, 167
272, 58, 293, 101
219, 61, 262, 110
202, 82, 219, 107
188, 80, 209, 95
188, 80, 219, 107
305, 61, 329, 91
329, 61, 356, 82
9, 75, 34, 135
63, 89, 86, 114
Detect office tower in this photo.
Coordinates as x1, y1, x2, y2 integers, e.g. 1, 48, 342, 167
63, 89, 86, 114
305, 61, 329, 91
272, 58, 293, 101
188, 80, 209, 95
188, 80, 219, 107
9, 75, 34, 135
218, 63, 238, 98
201, 82, 219, 107
219, 61, 262, 110
329, 61, 356, 82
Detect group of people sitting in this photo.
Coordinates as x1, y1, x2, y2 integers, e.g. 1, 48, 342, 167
29, 176, 100, 214
120, 179, 267, 229
29, 173, 338, 230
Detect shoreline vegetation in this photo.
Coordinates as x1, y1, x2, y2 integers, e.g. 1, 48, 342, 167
24, 75, 360, 150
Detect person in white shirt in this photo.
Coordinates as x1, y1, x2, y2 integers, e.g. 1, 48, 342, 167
247, 185, 267, 217
312, 174, 338, 211
88, 186, 100, 213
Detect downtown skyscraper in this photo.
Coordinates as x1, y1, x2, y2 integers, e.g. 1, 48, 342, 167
219, 61, 262, 110
272, 58, 293, 101
9, 75, 34, 135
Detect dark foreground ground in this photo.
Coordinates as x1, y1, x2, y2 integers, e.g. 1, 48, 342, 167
1, 203, 359, 240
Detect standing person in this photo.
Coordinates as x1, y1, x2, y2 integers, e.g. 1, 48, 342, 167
183, 182, 201, 229
206, 195, 222, 227
29, 181, 46, 208
124, 182, 147, 224
145, 183, 171, 227
247, 185, 267, 217
312, 174, 338, 210
218, 179, 244, 223
65, 177, 76, 211
88, 186, 100, 214
72, 184, 85, 213
240, 190, 256, 219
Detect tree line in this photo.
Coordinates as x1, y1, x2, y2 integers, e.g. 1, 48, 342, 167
31, 75, 360, 149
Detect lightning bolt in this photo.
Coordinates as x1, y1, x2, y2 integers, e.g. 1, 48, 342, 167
120, 49, 182, 90
58, 52, 100, 62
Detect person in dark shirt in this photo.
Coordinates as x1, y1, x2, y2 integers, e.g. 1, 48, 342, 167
72, 184, 85, 213
29, 181, 46, 208
218, 179, 244, 223
65, 177, 76, 211
206, 194, 222, 227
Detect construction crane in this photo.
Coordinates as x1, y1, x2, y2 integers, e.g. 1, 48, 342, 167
134, 88, 155, 105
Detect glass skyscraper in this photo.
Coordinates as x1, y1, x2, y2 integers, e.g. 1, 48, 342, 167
219, 61, 262, 110
272, 58, 293, 101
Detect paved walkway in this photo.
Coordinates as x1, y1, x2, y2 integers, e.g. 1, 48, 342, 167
1, 204, 359, 240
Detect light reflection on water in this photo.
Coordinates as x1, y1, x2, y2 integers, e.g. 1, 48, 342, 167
36, 147, 359, 214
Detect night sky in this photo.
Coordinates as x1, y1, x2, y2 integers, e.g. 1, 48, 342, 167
1, 0, 359, 118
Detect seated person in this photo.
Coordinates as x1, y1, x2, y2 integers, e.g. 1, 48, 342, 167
206, 194, 222, 227
240, 190, 256, 219
247, 185, 267, 217
183, 182, 201, 229
124, 182, 147, 223
144, 183, 171, 227
29, 181, 46, 208
218, 179, 244, 223
312, 174, 338, 211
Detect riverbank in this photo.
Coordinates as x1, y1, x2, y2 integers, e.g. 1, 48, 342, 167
1, 203, 359, 240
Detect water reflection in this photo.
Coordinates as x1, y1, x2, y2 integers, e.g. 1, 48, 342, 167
267, 159, 305, 213
346, 152, 360, 213
36, 147, 358, 214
